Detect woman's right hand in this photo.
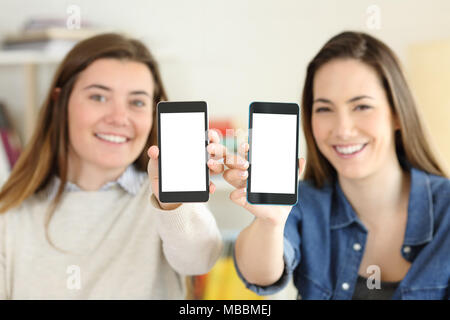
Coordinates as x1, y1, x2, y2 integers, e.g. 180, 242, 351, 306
223, 142, 306, 227
224, 142, 306, 286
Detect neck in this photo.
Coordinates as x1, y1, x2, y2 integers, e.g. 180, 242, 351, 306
67, 155, 126, 191
338, 158, 410, 228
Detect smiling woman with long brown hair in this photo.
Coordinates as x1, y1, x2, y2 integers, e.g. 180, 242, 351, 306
225, 31, 449, 300
0, 33, 224, 299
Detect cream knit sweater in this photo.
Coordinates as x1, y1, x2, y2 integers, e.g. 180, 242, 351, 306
0, 179, 223, 299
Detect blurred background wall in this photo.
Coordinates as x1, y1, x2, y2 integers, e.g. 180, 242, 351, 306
0, 0, 449, 159
0, 0, 449, 299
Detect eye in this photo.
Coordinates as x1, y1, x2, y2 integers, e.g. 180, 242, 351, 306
354, 104, 372, 111
131, 99, 146, 107
90, 94, 107, 103
314, 106, 331, 113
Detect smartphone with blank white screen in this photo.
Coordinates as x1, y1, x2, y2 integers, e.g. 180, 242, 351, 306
157, 101, 209, 202
247, 102, 299, 205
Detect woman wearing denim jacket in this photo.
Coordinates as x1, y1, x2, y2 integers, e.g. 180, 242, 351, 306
224, 31, 450, 300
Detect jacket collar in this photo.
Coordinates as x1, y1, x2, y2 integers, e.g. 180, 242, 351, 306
330, 167, 433, 246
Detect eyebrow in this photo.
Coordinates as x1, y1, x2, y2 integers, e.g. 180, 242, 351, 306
129, 90, 151, 97
83, 84, 151, 97
84, 84, 111, 91
313, 95, 374, 105
347, 95, 373, 103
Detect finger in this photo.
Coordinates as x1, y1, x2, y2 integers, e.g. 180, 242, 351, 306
229, 187, 251, 210
209, 181, 216, 194
223, 168, 247, 189
207, 143, 227, 160
148, 145, 159, 159
299, 157, 306, 175
208, 129, 221, 144
207, 159, 224, 174
238, 142, 249, 161
224, 153, 249, 169
147, 145, 159, 180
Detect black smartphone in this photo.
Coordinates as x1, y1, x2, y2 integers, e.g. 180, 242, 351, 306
247, 102, 300, 205
157, 101, 209, 203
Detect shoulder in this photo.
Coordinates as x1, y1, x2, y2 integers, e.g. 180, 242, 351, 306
422, 170, 450, 208
0, 192, 47, 230
426, 171, 450, 197
415, 168, 450, 228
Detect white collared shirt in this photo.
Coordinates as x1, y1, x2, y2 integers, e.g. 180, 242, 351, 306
47, 165, 147, 200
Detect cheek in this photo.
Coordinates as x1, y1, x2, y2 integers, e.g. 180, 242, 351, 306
361, 111, 394, 145
134, 112, 153, 140
311, 115, 330, 146
67, 98, 99, 143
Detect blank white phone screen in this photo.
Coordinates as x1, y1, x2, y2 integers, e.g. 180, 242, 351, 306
251, 113, 297, 194
160, 112, 206, 192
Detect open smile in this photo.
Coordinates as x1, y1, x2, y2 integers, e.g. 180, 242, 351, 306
332, 143, 368, 158
94, 133, 131, 144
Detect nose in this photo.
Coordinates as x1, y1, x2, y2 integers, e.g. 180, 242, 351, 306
333, 111, 356, 140
104, 100, 129, 127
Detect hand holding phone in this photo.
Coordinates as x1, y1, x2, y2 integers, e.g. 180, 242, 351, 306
147, 101, 226, 208
223, 141, 306, 226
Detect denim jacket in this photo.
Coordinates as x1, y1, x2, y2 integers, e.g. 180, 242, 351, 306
235, 167, 450, 299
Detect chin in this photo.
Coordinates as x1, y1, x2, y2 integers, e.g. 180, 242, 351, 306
95, 159, 133, 171
335, 165, 372, 181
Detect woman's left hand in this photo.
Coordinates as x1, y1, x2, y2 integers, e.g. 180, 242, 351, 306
147, 129, 226, 210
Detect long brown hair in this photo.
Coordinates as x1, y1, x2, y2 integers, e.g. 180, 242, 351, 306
302, 31, 448, 188
0, 33, 168, 213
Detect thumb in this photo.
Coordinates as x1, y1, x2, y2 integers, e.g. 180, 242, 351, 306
229, 187, 252, 211
298, 157, 306, 176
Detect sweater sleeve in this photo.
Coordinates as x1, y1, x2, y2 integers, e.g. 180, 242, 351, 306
0, 213, 6, 299
150, 194, 223, 275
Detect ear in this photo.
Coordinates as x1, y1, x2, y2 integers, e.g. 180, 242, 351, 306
52, 87, 61, 101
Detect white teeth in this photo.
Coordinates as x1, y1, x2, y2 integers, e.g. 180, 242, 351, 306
95, 133, 128, 143
335, 144, 365, 155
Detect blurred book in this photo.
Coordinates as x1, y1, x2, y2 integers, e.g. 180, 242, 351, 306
210, 118, 247, 154
22, 17, 94, 31
0, 134, 10, 187
209, 118, 234, 138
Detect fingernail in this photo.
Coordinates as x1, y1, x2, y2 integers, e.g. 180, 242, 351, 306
208, 159, 215, 165
240, 170, 248, 178
238, 158, 248, 167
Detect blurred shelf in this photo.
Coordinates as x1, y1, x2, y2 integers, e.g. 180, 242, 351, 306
0, 50, 66, 143
0, 50, 64, 65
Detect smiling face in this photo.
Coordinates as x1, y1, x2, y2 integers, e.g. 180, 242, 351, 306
311, 58, 399, 181
67, 58, 154, 174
